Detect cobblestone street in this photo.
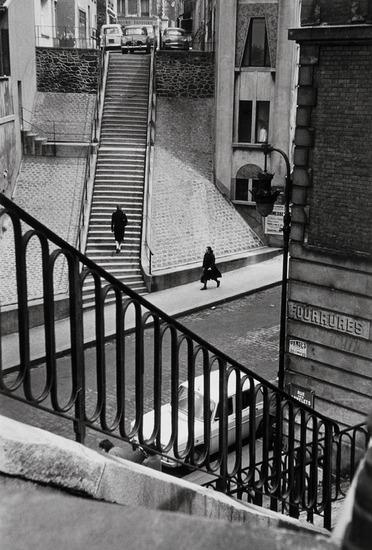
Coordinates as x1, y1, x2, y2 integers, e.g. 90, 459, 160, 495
0, 287, 280, 450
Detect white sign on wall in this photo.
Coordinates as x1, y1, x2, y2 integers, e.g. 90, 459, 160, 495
289, 339, 308, 358
264, 205, 285, 235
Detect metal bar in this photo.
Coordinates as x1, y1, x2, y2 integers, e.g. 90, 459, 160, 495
69, 254, 86, 443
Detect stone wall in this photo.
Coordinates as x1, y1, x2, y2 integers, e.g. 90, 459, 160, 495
155, 51, 214, 98
36, 48, 99, 93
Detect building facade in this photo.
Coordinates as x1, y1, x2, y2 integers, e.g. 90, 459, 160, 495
54, 0, 97, 48
285, 0, 372, 427
0, 0, 37, 197
214, 0, 300, 242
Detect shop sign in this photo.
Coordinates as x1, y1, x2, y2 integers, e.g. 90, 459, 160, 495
289, 339, 307, 357
288, 301, 370, 340
288, 383, 314, 408
264, 205, 285, 235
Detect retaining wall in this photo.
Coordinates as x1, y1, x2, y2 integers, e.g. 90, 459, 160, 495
36, 48, 99, 93
155, 51, 214, 97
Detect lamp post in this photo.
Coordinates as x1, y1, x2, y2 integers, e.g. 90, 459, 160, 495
252, 143, 292, 391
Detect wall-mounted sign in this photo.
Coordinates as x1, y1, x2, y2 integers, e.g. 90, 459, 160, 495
288, 383, 315, 408
288, 301, 370, 340
289, 339, 307, 357
264, 204, 285, 235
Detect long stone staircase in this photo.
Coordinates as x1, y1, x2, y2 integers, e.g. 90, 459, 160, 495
84, 52, 150, 305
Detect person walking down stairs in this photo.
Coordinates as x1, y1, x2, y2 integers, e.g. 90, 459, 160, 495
200, 246, 222, 290
111, 205, 128, 254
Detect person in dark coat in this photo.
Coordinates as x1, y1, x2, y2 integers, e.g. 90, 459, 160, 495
200, 246, 221, 290
111, 205, 128, 254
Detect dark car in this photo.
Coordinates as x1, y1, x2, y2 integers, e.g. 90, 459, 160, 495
161, 27, 190, 51
122, 25, 151, 54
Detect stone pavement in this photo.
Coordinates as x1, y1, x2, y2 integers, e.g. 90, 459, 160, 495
2, 254, 283, 369
151, 98, 263, 271
0, 156, 86, 306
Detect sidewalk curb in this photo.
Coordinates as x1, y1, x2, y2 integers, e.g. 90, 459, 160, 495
2, 280, 282, 375
169, 280, 282, 321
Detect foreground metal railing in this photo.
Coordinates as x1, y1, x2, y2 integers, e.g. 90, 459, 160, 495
0, 193, 367, 530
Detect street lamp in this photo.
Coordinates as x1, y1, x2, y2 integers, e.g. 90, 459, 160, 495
253, 142, 292, 391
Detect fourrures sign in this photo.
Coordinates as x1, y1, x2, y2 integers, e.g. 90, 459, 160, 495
288, 302, 370, 340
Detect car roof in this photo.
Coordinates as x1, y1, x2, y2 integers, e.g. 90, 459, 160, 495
164, 27, 185, 32
101, 24, 122, 29
180, 370, 261, 400
125, 25, 146, 29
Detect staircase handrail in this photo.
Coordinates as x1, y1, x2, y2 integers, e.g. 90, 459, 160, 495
140, 48, 156, 285
76, 49, 108, 253
1, 190, 346, 529
21, 114, 91, 143
92, 48, 109, 144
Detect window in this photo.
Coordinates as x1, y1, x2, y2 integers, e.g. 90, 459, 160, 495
235, 178, 260, 202
255, 101, 270, 143
234, 164, 263, 204
141, 0, 149, 16
237, 100, 270, 144
79, 10, 86, 38
242, 18, 270, 67
127, 0, 137, 15
238, 101, 252, 143
0, 29, 10, 76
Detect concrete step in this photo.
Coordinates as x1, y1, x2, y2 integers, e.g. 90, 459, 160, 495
91, 202, 143, 210
93, 179, 144, 186
99, 140, 146, 146
86, 244, 140, 255
100, 129, 147, 136
96, 160, 145, 168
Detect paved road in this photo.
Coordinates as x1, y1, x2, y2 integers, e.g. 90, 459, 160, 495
0, 287, 280, 455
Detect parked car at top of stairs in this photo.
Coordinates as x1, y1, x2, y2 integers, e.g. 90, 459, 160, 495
121, 25, 151, 54
161, 27, 190, 51
100, 24, 123, 50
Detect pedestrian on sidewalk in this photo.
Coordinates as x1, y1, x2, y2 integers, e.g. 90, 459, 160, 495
111, 205, 128, 254
200, 246, 221, 290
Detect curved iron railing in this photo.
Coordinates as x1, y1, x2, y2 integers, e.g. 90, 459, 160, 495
0, 192, 367, 529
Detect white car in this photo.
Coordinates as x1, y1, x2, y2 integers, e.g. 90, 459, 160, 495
100, 24, 123, 50
138, 370, 266, 468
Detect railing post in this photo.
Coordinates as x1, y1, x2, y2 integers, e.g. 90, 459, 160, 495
69, 255, 86, 443
216, 361, 228, 493
323, 422, 334, 530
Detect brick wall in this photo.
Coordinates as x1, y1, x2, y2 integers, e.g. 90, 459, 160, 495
155, 51, 214, 98
285, 22, 372, 428
36, 48, 99, 93
308, 45, 372, 255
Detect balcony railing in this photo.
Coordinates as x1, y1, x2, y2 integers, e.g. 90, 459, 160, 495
0, 192, 367, 530
35, 26, 98, 49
